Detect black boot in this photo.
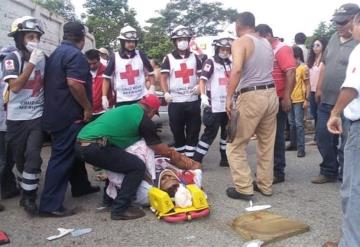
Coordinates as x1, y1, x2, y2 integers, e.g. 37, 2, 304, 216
20, 190, 38, 216
219, 159, 229, 167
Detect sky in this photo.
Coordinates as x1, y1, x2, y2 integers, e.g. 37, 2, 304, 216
72, 0, 352, 44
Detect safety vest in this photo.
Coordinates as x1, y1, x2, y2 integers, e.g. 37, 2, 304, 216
113, 50, 146, 102
206, 58, 231, 113
167, 53, 198, 103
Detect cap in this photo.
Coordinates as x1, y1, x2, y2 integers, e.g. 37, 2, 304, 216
331, 3, 360, 23
63, 21, 85, 38
139, 94, 161, 115
98, 47, 109, 56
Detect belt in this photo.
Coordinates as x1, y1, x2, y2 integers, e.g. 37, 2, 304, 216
239, 84, 275, 94
77, 138, 107, 147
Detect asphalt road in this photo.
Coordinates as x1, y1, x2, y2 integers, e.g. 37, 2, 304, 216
0, 116, 342, 247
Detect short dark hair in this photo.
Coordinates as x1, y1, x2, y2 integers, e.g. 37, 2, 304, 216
255, 24, 273, 38
85, 49, 100, 61
237, 12, 255, 29
292, 45, 304, 62
295, 32, 306, 44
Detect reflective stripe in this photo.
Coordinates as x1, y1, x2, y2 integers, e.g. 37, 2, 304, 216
197, 141, 210, 149
22, 171, 40, 180
185, 152, 194, 157
175, 146, 186, 152
220, 145, 227, 150
185, 145, 196, 151
21, 182, 38, 191
220, 139, 227, 144
195, 147, 207, 155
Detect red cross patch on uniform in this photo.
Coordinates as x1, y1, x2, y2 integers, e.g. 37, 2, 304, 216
4, 60, 15, 71
203, 63, 212, 72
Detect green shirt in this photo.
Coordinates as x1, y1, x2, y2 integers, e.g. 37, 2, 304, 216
77, 104, 144, 148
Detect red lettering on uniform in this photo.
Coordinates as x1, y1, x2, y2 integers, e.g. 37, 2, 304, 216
120, 64, 139, 85
218, 72, 229, 86
175, 63, 194, 84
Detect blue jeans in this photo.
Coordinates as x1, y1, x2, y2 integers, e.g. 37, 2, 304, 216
274, 102, 287, 179
339, 121, 360, 247
309, 92, 317, 140
316, 103, 350, 179
288, 102, 305, 152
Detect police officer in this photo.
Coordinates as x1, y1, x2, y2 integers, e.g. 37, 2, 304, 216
2, 16, 45, 215
193, 34, 234, 166
160, 25, 202, 158
102, 25, 155, 108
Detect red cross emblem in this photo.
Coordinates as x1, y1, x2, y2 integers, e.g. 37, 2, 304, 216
218, 72, 229, 86
120, 64, 139, 85
175, 63, 194, 84
24, 70, 43, 97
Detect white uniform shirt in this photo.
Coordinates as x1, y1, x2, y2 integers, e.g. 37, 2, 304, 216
342, 44, 360, 121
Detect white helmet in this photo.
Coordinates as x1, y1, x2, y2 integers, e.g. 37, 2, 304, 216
118, 25, 139, 41
212, 32, 234, 48
8, 16, 44, 37
170, 25, 192, 39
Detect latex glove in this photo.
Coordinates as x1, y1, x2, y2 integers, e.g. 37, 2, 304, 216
164, 92, 172, 103
200, 94, 210, 108
29, 48, 45, 66
174, 184, 192, 208
191, 85, 200, 95
148, 85, 155, 94
101, 96, 109, 110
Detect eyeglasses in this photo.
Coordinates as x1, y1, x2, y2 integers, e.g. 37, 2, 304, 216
123, 31, 138, 39
335, 19, 350, 26
19, 19, 44, 33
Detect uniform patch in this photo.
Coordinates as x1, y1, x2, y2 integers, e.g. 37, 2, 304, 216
203, 63, 212, 72
4, 60, 15, 71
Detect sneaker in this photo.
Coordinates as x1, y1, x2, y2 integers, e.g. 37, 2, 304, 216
39, 206, 79, 218
297, 150, 306, 157
311, 175, 337, 184
111, 206, 145, 220
226, 187, 253, 201
272, 176, 285, 184
253, 183, 272, 196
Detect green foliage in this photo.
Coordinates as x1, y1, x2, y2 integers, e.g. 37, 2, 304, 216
33, 0, 76, 21
307, 21, 336, 46
84, 0, 140, 49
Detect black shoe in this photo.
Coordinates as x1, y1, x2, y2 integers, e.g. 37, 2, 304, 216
20, 193, 38, 216
1, 187, 20, 199
219, 159, 229, 167
39, 206, 79, 218
72, 186, 100, 198
226, 187, 253, 201
111, 206, 145, 220
286, 145, 297, 151
272, 176, 285, 184
253, 182, 272, 196
297, 150, 306, 157
0, 204, 4, 212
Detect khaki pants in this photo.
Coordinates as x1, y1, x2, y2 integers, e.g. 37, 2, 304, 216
227, 88, 278, 194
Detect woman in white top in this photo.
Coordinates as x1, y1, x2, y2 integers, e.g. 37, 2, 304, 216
307, 37, 327, 144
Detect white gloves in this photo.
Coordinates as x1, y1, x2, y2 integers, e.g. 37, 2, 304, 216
200, 94, 210, 108
29, 49, 45, 66
191, 85, 200, 95
101, 96, 109, 110
164, 92, 172, 103
148, 85, 155, 94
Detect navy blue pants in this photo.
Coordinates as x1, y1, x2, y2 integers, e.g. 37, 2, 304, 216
273, 103, 287, 179
39, 123, 91, 212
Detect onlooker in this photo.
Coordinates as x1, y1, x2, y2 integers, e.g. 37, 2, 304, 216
193, 34, 233, 166
256, 24, 296, 184
226, 12, 278, 200
2, 16, 46, 215
294, 32, 309, 62
160, 25, 202, 158
102, 25, 155, 108
324, 11, 360, 247
312, 3, 359, 184
307, 37, 327, 145
85, 49, 115, 119
287, 46, 310, 157
40, 22, 99, 217
98, 47, 110, 66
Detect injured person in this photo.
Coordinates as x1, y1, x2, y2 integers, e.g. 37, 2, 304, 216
75, 94, 201, 220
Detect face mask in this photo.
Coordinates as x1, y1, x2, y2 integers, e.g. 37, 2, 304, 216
218, 52, 230, 59
26, 41, 40, 52
177, 40, 189, 51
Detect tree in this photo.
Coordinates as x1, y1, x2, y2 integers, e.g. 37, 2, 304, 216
84, 0, 140, 49
34, 0, 76, 21
139, 0, 239, 61
307, 21, 336, 45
